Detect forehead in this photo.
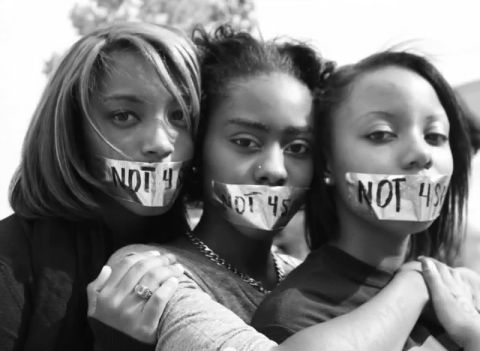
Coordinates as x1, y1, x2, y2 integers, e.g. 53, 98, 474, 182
344, 66, 444, 114
217, 72, 313, 128
98, 50, 166, 95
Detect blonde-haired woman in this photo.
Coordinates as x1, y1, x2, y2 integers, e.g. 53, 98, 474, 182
0, 22, 200, 351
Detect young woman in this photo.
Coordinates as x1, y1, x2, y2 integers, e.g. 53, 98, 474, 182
89, 28, 479, 351
252, 51, 477, 350
0, 22, 200, 350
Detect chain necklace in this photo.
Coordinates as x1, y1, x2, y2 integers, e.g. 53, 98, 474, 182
185, 231, 285, 294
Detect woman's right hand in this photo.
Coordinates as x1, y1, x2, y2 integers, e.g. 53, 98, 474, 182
419, 257, 480, 350
87, 249, 184, 344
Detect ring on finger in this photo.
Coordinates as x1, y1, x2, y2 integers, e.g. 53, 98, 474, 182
134, 284, 153, 301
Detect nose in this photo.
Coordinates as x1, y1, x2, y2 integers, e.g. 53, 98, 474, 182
401, 135, 433, 171
254, 145, 288, 186
141, 121, 175, 161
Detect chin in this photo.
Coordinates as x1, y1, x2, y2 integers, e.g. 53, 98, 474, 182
376, 219, 434, 237
235, 224, 280, 242
118, 200, 172, 217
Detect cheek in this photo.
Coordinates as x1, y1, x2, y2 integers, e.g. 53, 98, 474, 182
83, 121, 108, 160
172, 130, 194, 161
201, 134, 252, 184
436, 146, 454, 175
292, 159, 314, 187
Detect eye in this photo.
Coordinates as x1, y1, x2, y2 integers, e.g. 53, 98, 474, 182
110, 111, 139, 128
425, 132, 448, 146
231, 136, 261, 150
366, 131, 396, 143
285, 140, 311, 156
168, 108, 188, 128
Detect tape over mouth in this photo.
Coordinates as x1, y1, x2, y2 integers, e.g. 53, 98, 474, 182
211, 181, 307, 231
96, 157, 189, 207
345, 172, 451, 221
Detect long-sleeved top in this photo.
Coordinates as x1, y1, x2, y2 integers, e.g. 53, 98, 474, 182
0, 214, 157, 351
93, 236, 299, 351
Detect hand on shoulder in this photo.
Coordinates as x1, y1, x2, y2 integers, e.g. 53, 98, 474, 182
87, 249, 184, 343
419, 257, 480, 350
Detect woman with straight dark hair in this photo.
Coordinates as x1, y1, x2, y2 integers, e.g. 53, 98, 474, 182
253, 51, 479, 350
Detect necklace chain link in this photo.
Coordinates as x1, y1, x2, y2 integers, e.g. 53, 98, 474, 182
185, 231, 285, 294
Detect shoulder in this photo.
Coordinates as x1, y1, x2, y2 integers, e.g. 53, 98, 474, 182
0, 214, 32, 264
251, 286, 303, 342
157, 271, 277, 351
0, 215, 34, 314
0, 213, 29, 238
107, 240, 196, 267
107, 243, 171, 266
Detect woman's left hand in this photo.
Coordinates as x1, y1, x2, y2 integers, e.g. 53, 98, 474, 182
87, 250, 183, 344
419, 257, 480, 349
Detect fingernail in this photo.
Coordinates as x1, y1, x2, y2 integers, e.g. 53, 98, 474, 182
173, 263, 184, 275
166, 276, 179, 286
148, 250, 160, 256
165, 254, 177, 264
422, 258, 435, 272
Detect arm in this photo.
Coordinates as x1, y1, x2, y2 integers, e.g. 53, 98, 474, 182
0, 260, 30, 351
93, 247, 429, 351
156, 268, 429, 351
0, 216, 32, 351
277, 268, 428, 351
155, 274, 278, 351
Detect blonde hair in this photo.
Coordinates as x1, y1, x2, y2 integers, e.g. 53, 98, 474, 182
10, 22, 201, 220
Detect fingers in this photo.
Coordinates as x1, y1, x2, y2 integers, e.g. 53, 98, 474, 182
452, 270, 472, 299
455, 267, 480, 311
419, 257, 450, 305
114, 256, 179, 296
136, 263, 184, 294
106, 250, 162, 288
142, 276, 180, 327
87, 265, 112, 316
436, 261, 463, 298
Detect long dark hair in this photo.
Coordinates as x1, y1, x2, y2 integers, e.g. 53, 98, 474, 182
307, 51, 472, 265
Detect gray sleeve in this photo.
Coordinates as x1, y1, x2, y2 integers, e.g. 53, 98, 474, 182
156, 275, 278, 351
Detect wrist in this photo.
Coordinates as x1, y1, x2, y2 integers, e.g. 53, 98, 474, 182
458, 320, 480, 349
462, 331, 480, 350
394, 268, 429, 306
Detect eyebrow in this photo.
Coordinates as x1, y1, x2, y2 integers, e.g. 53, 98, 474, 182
226, 118, 312, 135
284, 125, 313, 136
361, 111, 396, 120
226, 118, 270, 132
101, 94, 150, 104
362, 110, 448, 122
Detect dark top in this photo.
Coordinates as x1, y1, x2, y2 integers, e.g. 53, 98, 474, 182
0, 214, 155, 351
252, 244, 460, 350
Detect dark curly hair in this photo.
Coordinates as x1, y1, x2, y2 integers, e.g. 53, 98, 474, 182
185, 25, 335, 207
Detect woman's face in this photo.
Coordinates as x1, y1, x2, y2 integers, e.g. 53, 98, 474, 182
329, 65, 453, 235
201, 72, 314, 235
85, 50, 193, 216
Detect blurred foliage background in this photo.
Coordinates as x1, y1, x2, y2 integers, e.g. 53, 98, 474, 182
44, 0, 257, 74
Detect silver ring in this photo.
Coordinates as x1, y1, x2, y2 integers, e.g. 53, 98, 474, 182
134, 284, 153, 300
